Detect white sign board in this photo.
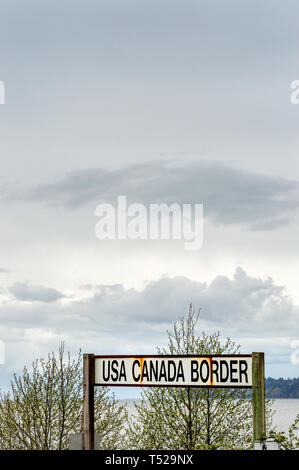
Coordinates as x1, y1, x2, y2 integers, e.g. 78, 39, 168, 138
94, 355, 252, 387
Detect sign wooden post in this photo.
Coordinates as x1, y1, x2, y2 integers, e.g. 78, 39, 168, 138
83, 353, 95, 450
252, 352, 266, 442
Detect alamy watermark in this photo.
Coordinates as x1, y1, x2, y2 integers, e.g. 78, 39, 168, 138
95, 196, 204, 251
290, 340, 299, 365
0, 80, 5, 104
290, 80, 299, 104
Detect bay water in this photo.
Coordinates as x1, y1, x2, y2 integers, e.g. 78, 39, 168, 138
121, 398, 299, 436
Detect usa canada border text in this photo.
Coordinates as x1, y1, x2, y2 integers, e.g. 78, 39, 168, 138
94, 354, 253, 389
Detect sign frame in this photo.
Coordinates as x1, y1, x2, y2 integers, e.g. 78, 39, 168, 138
94, 354, 253, 389
82, 352, 265, 450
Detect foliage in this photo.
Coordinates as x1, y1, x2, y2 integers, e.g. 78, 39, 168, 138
0, 343, 128, 450
128, 305, 274, 450
268, 414, 299, 450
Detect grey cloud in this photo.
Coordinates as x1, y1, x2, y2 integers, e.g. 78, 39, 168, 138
1, 1, 298, 77
250, 218, 291, 231
9, 282, 66, 303
10, 161, 299, 231
0, 268, 10, 273
79, 284, 123, 292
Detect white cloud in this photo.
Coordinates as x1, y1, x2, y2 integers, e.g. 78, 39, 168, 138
3, 162, 299, 231
3, 268, 298, 333
0, 268, 297, 383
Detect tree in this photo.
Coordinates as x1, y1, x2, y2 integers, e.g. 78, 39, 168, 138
268, 414, 299, 450
128, 305, 274, 450
0, 343, 128, 450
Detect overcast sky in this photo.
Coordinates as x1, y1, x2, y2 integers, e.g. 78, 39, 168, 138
0, 0, 299, 396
